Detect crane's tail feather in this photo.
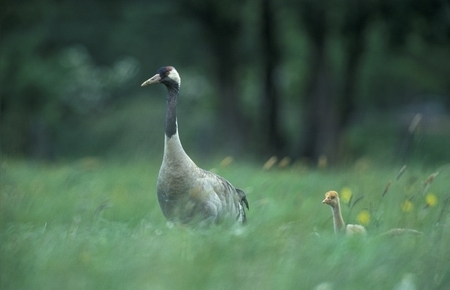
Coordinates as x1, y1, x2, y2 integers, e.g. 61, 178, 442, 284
236, 188, 249, 210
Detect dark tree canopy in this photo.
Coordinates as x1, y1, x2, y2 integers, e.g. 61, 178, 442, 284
1, 0, 449, 163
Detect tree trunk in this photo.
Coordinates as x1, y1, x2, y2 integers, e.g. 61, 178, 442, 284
301, 47, 338, 163
295, 0, 369, 164
337, 6, 370, 159
179, 0, 250, 155
296, 1, 339, 163
215, 55, 249, 154
260, 0, 286, 156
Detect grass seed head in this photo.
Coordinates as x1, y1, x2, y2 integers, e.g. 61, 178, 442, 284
263, 156, 278, 170
278, 157, 291, 168
382, 181, 392, 197
220, 156, 234, 168
396, 165, 407, 180
318, 155, 327, 169
424, 172, 439, 187
408, 113, 422, 133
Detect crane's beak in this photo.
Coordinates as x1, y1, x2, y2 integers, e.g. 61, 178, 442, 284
141, 73, 161, 86
322, 198, 328, 204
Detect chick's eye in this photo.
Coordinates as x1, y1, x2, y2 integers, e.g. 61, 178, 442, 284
330, 196, 335, 199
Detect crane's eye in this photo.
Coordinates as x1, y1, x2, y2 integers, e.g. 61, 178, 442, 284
330, 196, 335, 199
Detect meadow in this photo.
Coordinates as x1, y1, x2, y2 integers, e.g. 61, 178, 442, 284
1, 157, 449, 290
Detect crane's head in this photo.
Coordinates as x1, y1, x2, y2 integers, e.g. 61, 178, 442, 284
141, 66, 181, 88
322, 191, 339, 207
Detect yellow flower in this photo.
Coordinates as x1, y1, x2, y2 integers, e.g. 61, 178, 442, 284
340, 187, 353, 204
425, 193, 438, 207
401, 200, 414, 213
356, 210, 371, 226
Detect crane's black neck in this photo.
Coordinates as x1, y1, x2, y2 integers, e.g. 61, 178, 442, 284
165, 85, 179, 139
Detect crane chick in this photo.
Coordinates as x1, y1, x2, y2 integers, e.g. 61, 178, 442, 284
322, 191, 366, 236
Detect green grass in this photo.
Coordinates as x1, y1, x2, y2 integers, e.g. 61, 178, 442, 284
1, 158, 450, 290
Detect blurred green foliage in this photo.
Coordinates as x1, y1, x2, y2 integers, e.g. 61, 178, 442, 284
1, 0, 449, 163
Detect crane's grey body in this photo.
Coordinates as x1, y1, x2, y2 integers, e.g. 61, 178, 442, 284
142, 66, 248, 226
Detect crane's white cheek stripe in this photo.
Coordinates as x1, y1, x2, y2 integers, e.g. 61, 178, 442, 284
168, 69, 181, 86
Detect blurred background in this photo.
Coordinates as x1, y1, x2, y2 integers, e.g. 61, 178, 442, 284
1, 0, 449, 165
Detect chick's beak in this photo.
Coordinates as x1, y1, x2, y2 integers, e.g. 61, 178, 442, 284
141, 73, 161, 86
322, 198, 328, 204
